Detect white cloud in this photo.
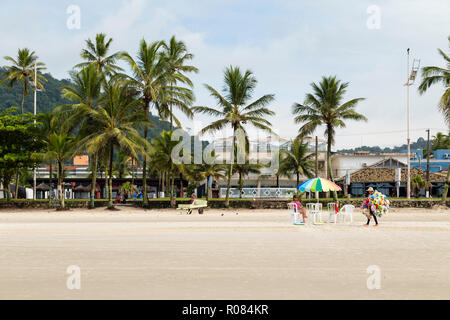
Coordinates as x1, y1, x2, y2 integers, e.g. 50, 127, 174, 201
0, 0, 448, 150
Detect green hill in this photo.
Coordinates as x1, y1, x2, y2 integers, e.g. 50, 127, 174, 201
0, 67, 72, 114
0, 68, 171, 139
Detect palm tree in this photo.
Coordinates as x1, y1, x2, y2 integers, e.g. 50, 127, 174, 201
432, 132, 450, 150
58, 64, 104, 208
233, 163, 262, 198
77, 79, 152, 209
278, 138, 315, 186
45, 133, 76, 209
193, 66, 275, 206
113, 152, 133, 179
418, 37, 450, 202
151, 130, 183, 207
75, 33, 123, 75
418, 36, 450, 124
0, 48, 46, 113
186, 152, 227, 201
38, 111, 60, 204
162, 36, 198, 130
119, 39, 168, 206
292, 76, 366, 200
411, 174, 431, 198
1, 49, 46, 198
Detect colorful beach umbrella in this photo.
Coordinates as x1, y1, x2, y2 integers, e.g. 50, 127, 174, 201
297, 177, 342, 192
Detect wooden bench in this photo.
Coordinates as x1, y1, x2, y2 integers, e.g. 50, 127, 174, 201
177, 199, 208, 214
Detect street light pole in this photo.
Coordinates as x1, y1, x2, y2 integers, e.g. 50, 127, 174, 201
426, 129, 430, 197
405, 49, 420, 200
407, 48, 411, 199
33, 62, 37, 200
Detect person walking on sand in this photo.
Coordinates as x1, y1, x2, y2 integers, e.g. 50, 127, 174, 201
291, 195, 307, 223
364, 187, 379, 227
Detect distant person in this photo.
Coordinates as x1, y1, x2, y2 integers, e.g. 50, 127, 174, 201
290, 195, 307, 223
187, 193, 196, 215
364, 187, 378, 227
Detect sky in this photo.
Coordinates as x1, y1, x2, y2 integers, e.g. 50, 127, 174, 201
0, 0, 449, 150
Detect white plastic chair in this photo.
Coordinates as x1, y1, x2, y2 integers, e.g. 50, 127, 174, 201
327, 202, 337, 223
307, 203, 322, 223
287, 203, 301, 224
337, 204, 354, 223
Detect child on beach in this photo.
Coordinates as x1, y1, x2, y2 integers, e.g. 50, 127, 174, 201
291, 195, 307, 223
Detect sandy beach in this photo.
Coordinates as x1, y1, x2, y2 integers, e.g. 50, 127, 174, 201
0, 206, 449, 300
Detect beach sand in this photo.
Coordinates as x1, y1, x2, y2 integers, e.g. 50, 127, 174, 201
0, 206, 449, 299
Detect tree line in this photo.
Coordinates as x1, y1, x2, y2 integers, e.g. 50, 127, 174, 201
0, 34, 448, 207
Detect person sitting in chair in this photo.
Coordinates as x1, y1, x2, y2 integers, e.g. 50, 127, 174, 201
291, 195, 307, 223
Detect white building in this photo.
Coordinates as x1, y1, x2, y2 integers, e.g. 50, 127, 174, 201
331, 151, 413, 179
211, 136, 328, 197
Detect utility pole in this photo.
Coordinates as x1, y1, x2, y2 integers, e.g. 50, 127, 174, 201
426, 129, 430, 197
33, 62, 37, 200
315, 136, 319, 200
406, 48, 411, 199
315, 136, 318, 178
405, 49, 420, 199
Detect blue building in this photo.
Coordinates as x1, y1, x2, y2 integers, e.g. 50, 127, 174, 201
401, 149, 450, 173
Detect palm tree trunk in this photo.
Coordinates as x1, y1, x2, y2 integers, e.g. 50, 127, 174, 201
442, 168, 450, 204
225, 127, 237, 207
89, 153, 97, 209
58, 160, 64, 209
170, 173, 175, 208
157, 172, 161, 198
297, 171, 300, 186
276, 174, 279, 188
170, 104, 173, 131
4, 176, 11, 201
104, 167, 108, 199
326, 127, 338, 201
180, 173, 184, 198
131, 158, 135, 186
14, 170, 19, 199
142, 100, 150, 206
20, 88, 25, 114
239, 172, 243, 198
206, 175, 210, 202
162, 172, 165, 197
108, 144, 114, 209
49, 161, 53, 203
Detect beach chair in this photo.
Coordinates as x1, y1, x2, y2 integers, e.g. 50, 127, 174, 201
337, 204, 354, 223
306, 203, 323, 223
327, 202, 337, 223
287, 203, 301, 224
177, 199, 208, 214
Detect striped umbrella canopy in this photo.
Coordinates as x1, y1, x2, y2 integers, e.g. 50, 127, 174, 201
297, 178, 342, 192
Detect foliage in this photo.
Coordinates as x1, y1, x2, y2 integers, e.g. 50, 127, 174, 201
411, 174, 431, 197
278, 138, 315, 185
0, 107, 44, 200
418, 36, 450, 124
293, 76, 366, 200
193, 66, 275, 206
119, 181, 138, 195
0, 48, 46, 113
74, 33, 123, 76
